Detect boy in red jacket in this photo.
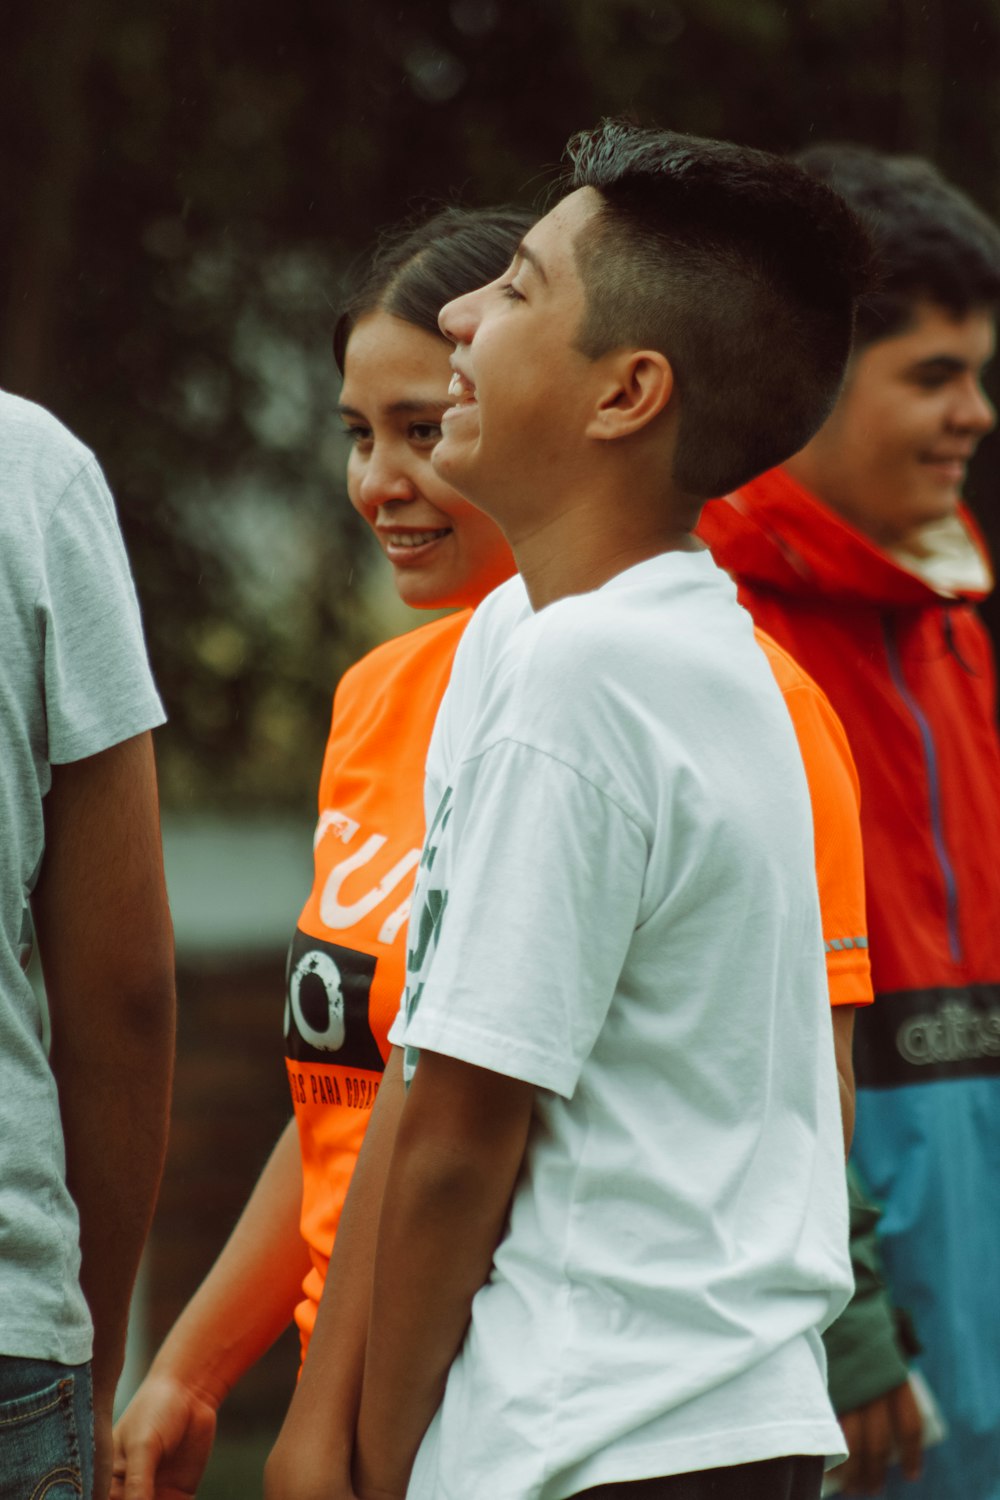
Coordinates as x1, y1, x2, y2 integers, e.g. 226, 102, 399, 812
700, 146, 1000, 1500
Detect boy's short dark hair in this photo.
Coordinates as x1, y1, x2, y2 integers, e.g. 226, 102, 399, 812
795, 143, 1000, 349
565, 121, 873, 499
333, 205, 534, 373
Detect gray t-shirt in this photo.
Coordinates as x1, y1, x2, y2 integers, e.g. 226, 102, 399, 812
0, 392, 165, 1363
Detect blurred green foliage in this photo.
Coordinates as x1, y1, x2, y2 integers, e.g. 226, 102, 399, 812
2, 0, 999, 809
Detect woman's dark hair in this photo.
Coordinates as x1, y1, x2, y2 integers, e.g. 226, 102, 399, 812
332, 205, 534, 372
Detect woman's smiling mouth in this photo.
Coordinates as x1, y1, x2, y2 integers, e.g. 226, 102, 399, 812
379, 527, 453, 563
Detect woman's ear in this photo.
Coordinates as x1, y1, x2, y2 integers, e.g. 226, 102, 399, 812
584, 350, 674, 442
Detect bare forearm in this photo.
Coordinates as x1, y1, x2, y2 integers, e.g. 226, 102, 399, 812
52, 974, 174, 1398
264, 1049, 407, 1500
355, 1054, 533, 1500
832, 1006, 856, 1158
35, 732, 176, 1405
355, 1146, 502, 1496
149, 1116, 309, 1402
838, 1072, 855, 1157
112, 1118, 310, 1500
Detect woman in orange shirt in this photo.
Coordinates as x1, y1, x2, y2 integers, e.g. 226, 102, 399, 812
113, 203, 871, 1500
111, 204, 532, 1499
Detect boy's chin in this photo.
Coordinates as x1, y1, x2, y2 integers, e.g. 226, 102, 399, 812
432, 432, 475, 488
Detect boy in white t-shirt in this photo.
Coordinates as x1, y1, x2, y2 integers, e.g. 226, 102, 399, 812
264, 123, 873, 1500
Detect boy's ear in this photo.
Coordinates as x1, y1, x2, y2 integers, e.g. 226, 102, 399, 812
585, 350, 675, 443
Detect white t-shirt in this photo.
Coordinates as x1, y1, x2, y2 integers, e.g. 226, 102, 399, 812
390, 553, 851, 1499
0, 393, 164, 1363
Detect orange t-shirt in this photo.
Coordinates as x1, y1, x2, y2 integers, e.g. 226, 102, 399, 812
284, 610, 470, 1356
285, 610, 871, 1358
757, 628, 872, 1009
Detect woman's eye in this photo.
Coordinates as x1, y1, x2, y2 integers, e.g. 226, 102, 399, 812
498, 281, 525, 302
410, 423, 443, 443
342, 425, 372, 446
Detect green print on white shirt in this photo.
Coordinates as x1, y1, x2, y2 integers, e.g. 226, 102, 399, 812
402, 785, 453, 1081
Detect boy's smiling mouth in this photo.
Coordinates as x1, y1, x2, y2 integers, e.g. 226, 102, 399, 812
445, 367, 478, 420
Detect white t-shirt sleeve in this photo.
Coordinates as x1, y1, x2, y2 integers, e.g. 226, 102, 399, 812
390, 737, 648, 1098
38, 459, 164, 763
426, 575, 532, 813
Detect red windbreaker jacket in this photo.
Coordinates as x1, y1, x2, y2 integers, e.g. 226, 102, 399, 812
699, 467, 1000, 1089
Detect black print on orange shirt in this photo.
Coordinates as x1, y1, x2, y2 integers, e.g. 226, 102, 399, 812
284, 929, 384, 1072
286, 1060, 381, 1112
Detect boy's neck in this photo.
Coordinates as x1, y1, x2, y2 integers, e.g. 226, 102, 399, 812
512, 505, 703, 611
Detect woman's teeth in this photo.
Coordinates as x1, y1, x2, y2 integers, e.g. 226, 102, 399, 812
386, 529, 449, 548
448, 373, 463, 398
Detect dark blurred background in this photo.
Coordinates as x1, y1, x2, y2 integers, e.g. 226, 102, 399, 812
4, 0, 1000, 814
4, 1, 1000, 1487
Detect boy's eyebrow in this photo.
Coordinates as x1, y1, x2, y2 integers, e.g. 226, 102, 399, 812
908, 355, 972, 375
514, 241, 548, 285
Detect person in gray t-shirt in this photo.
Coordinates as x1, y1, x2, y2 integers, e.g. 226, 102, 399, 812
0, 392, 175, 1499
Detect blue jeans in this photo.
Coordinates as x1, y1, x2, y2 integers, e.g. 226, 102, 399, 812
0, 1358, 94, 1499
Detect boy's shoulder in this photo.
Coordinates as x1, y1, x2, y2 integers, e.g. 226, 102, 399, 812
461, 550, 744, 688
453, 575, 531, 672
515, 549, 751, 691
460, 551, 765, 777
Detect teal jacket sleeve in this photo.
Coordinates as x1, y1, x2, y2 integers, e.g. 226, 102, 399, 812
823, 1163, 915, 1415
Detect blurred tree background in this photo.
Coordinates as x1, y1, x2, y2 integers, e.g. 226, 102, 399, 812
3, 0, 1000, 816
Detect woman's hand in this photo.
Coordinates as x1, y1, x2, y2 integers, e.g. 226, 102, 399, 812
110, 1370, 219, 1500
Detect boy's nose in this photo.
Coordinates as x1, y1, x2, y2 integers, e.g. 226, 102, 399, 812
963, 379, 996, 435
440, 286, 481, 346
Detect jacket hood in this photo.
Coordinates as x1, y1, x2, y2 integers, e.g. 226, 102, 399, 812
698, 466, 994, 608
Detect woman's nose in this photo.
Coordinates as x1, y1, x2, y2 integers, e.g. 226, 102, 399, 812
357, 450, 416, 509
